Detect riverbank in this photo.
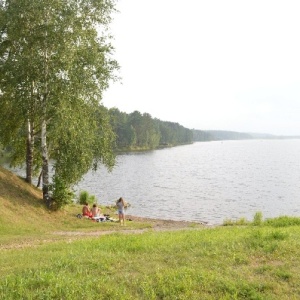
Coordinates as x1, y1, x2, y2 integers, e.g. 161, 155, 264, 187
125, 214, 208, 229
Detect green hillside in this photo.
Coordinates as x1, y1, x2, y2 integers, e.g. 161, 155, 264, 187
0, 166, 150, 245
0, 165, 52, 234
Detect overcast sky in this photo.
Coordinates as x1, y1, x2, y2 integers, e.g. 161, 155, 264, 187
102, 0, 300, 136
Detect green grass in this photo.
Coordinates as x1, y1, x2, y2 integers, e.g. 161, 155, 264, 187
1, 165, 300, 299
1, 227, 300, 299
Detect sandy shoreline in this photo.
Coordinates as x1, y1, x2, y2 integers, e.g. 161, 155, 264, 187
125, 214, 209, 229
52, 215, 208, 239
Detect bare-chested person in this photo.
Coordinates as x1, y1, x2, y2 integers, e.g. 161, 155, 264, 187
82, 202, 92, 218
91, 204, 101, 218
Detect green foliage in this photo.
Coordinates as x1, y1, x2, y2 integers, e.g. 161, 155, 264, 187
51, 105, 116, 188
78, 190, 95, 205
223, 217, 249, 226
253, 211, 263, 226
224, 213, 300, 229
50, 176, 74, 210
0, 0, 118, 204
264, 216, 300, 227
109, 108, 193, 150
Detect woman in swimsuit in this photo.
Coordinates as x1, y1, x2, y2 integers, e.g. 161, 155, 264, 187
82, 202, 92, 218
116, 197, 126, 225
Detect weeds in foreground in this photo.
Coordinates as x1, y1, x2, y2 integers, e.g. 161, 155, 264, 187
223, 217, 249, 226
252, 211, 263, 226
223, 212, 300, 228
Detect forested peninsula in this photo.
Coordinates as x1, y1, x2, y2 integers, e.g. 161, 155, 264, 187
107, 107, 300, 151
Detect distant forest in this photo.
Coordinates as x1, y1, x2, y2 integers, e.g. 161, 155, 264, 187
108, 108, 300, 151
108, 108, 193, 150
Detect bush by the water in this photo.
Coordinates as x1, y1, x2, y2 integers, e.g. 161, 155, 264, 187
78, 190, 96, 205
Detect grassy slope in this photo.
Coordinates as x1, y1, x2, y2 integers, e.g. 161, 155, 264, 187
0, 165, 89, 233
0, 166, 150, 245
0, 166, 51, 233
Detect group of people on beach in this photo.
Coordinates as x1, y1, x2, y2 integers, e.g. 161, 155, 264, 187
82, 197, 126, 225
82, 203, 101, 218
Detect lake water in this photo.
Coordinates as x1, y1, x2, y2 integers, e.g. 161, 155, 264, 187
75, 139, 300, 225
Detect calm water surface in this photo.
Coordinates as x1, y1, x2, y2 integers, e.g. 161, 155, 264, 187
76, 139, 300, 225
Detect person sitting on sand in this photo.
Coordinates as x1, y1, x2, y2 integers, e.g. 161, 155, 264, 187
116, 197, 126, 226
91, 203, 101, 218
82, 202, 92, 218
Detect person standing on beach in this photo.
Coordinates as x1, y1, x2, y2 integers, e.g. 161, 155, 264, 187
116, 197, 126, 225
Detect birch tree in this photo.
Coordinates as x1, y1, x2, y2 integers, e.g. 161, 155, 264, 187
0, 0, 118, 207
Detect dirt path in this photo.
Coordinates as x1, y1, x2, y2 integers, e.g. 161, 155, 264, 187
53, 215, 208, 236
1, 216, 209, 250
121, 215, 209, 229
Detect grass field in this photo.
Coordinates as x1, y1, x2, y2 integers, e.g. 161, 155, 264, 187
1, 165, 300, 299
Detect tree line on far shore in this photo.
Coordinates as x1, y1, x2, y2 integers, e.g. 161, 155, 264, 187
107, 108, 253, 151
108, 108, 193, 150
108, 108, 300, 151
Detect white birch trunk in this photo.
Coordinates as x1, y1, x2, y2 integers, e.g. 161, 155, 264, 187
41, 117, 50, 207
26, 119, 34, 184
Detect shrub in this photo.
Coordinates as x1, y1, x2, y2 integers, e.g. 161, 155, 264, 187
223, 217, 249, 226
78, 190, 96, 205
264, 216, 300, 227
236, 217, 249, 225
50, 176, 74, 210
252, 212, 263, 226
